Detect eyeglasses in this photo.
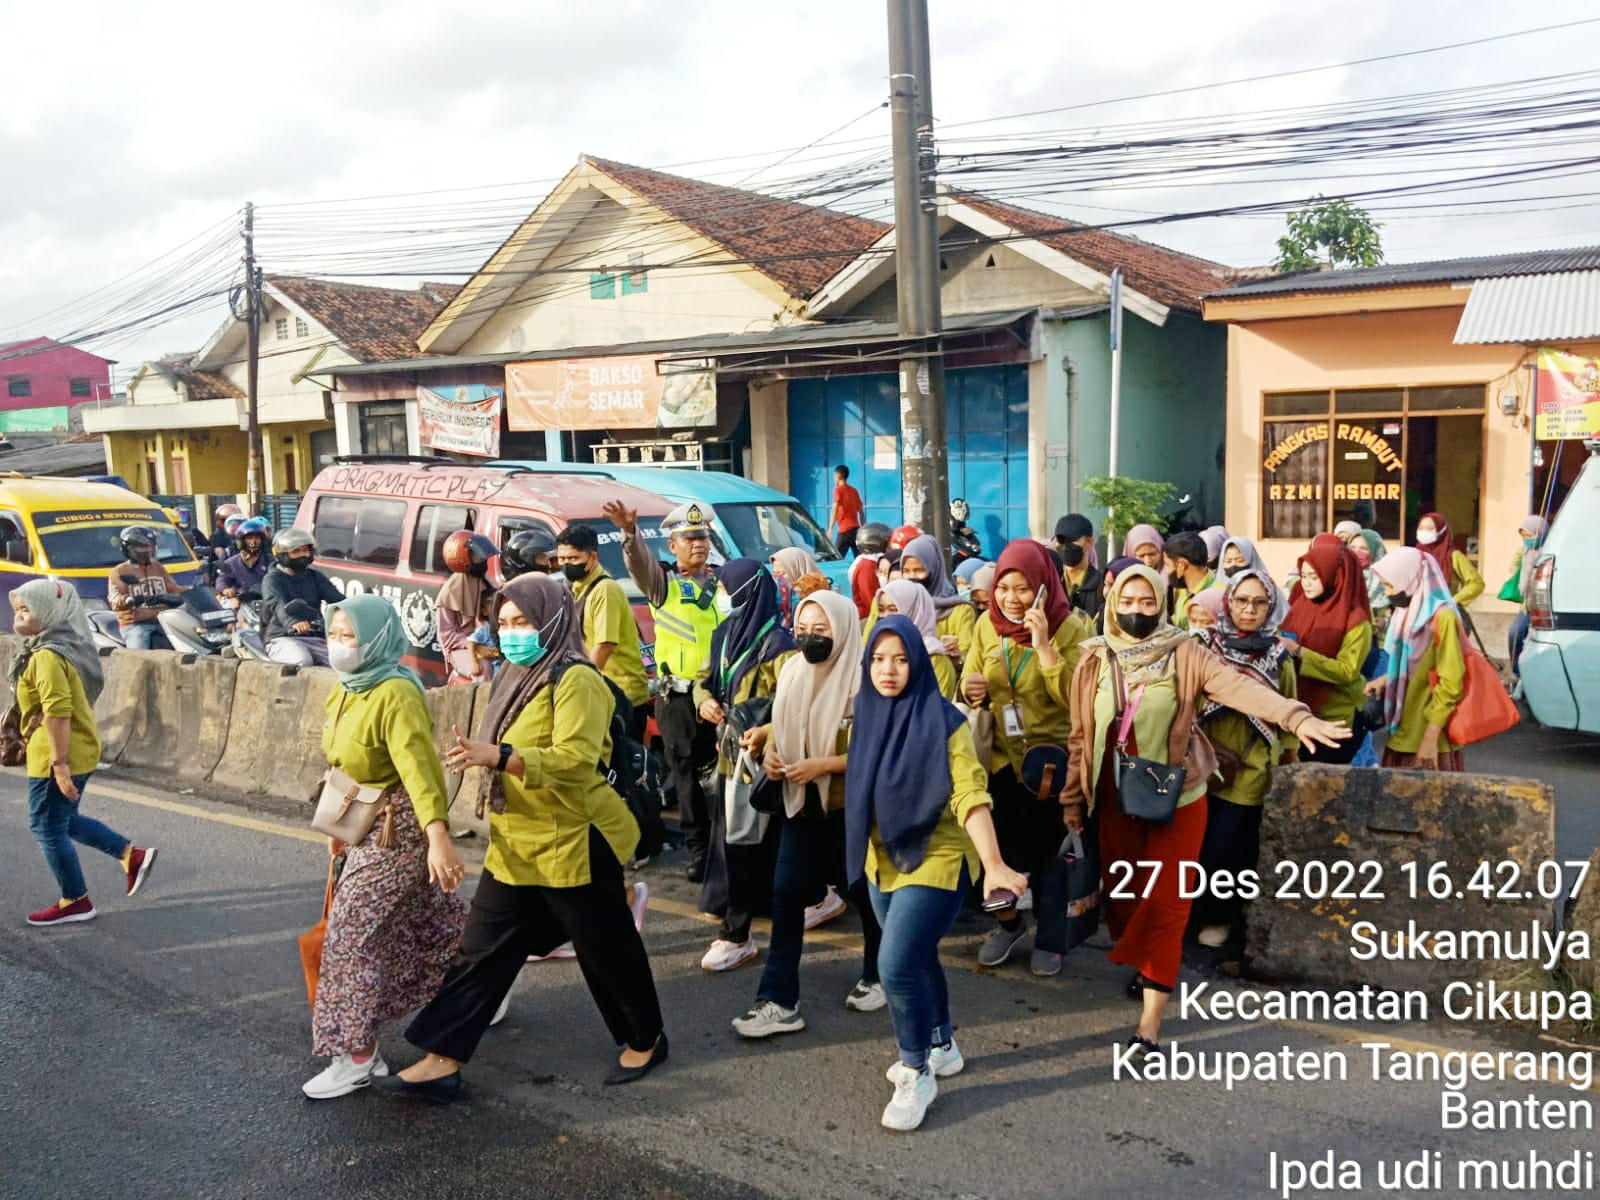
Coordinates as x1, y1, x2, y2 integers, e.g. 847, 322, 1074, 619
1232, 597, 1270, 611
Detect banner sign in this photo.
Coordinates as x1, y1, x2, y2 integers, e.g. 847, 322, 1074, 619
1535, 347, 1600, 441
417, 384, 503, 457
505, 355, 717, 431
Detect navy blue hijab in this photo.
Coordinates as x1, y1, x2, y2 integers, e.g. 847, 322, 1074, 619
845, 615, 968, 884
706, 558, 796, 704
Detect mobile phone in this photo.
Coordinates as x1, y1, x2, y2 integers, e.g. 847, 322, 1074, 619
1031, 588, 1046, 611
982, 889, 1020, 913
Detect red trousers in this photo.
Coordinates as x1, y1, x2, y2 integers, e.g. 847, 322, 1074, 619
1098, 794, 1208, 991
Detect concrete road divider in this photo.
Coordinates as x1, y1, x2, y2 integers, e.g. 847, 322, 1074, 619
1246, 763, 1555, 994
107, 651, 239, 787
92, 648, 144, 764
209, 661, 338, 801
425, 683, 480, 811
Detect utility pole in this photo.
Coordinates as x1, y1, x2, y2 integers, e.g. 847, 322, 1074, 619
887, 0, 949, 548
242, 201, 264, 513
1105, 266, 1124, 562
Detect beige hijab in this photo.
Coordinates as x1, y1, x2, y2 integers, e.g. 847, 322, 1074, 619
770, 590, 861, 818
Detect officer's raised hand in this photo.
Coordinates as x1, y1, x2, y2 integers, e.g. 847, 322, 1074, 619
602, 499, 637, 535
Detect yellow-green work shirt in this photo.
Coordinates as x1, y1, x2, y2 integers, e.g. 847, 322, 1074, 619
488, 666, 639, 888
323, 677, 451, 829
865, 725, 991, 893
17, 649, 100, 777
961, 612, 1088, 772
574, 569, 650, 708
1386, 608, 1466, 755
1090, 671, 1206, 808
1295, 621, 1374, 729
1201, 660, 1299, 808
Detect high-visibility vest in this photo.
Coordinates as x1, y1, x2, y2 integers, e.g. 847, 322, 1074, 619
653, 570, 721, 678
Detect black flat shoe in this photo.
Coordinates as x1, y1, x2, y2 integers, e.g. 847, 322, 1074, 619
1125, 972, 1146, 1000
376, 1069, 464, 1104
604, 1034, 668, 1086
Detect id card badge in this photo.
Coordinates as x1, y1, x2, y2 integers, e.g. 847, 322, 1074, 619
1001, 702, 1025, 738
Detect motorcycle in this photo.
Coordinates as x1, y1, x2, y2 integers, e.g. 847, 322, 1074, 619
88, 584, 231, 654
228, 597, 268, 660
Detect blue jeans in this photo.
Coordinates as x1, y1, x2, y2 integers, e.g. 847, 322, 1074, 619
123, 621, 170, 651
868, 865, 969, 1069
27, 773, 127, 900
1509, 611, 1531, 677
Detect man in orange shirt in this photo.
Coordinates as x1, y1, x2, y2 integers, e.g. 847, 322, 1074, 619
826, 465, 866, 558
107, 525, 182, 650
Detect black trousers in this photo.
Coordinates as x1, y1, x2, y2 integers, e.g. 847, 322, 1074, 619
405, 828, 664, 1062
835, 528, 859, 558
988, 765, 1071, 953
656, 691, 716, 861
1190, 796, 1262, 930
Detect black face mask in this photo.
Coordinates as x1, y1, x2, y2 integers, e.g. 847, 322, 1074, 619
285, 555, 312, 573
915, 576, 935, 594
469, 560, 488, 578
1389, 590, 1412, 611
796, 633, 834, 664
562, 562, 590, 583
129, 547, 154, 565
1060, 542, 1085, 569
1119, 610, 1159, 639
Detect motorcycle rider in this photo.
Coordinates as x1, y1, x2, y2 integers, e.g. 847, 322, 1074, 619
217, 517, 272, 608
948, 498, 982, 565
209, 504, 243, 561
108, 525, 183, 650
261, 528, 343, 666
499, 528, 557, 579
436, 531, 499, 684
605, 498, 722, 882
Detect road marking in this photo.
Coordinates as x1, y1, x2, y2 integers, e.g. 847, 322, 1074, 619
92, 782, 326, 845
150, 928, 305, 955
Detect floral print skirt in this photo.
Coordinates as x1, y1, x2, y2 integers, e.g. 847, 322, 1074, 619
312, 792, 466, 1057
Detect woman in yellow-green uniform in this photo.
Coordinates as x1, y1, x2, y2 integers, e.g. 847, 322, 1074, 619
12, 578, 156, 929
1281, 534, 1373, 765
1369, 548, 1470, 772
899, 534, 977, 665
878, 579, 959, 698
847, 615, 1029, 1132
303, 594, 467, 1101
959, 540, 1089, 975
393, 574, 666, 1098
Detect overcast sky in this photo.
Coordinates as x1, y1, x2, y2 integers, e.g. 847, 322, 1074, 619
5, 0, 1600, 377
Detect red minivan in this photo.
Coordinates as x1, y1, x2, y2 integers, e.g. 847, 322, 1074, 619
295, 457, 675, 684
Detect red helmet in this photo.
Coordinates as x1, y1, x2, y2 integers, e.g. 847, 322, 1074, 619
214, 503, 243, 527
442, 531, 498, 575
888, 524, 922, 551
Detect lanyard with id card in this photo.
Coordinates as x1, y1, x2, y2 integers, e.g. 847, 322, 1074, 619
999, 637, 1033, 738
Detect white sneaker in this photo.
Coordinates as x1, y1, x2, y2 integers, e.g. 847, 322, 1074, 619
630, 881, 650, 933
528, 942, 576, 962
845, 980, 887, 1012
1197, 924, 1230, 948
803, 885, 846, 930
701, 938, 759, 972
490, 993, 510, 1027
302, 1051, 387, 1100
731, 1000, 806, 1039
885, 1040, 963, 1081
881, 1063, 937, 1131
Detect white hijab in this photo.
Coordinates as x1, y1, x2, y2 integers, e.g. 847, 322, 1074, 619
770, 591, 861, 818
880, 579, 946, 657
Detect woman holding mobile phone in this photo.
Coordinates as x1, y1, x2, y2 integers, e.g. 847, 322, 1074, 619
959, 540, 1089, 974
849, 616, 1027, 1132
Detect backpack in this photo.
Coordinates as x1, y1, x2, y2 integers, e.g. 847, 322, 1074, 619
548, 660, 665, 860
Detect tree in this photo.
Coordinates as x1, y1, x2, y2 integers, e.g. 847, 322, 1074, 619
1081, 475, 1174, 555
1273, 197, 1384, 272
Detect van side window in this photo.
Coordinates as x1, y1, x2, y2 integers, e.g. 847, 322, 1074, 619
410, 505, 477, 574
0, 511, 31, 565
313, 496, 407, 568
498, 515, 558, 546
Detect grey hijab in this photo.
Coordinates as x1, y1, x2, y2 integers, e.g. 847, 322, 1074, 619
8, 577, 104, 703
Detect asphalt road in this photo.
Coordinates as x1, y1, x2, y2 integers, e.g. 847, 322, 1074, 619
0, 739, 1594, 1200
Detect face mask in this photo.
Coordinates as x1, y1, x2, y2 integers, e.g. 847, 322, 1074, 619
1119, 610, 1159, 639
328, 642, 362, 675
1415, 529, 1438, 546
561, 561, 589, 583
1388, 591, 1413, 611
716, 590, 737, 618
1060, 542, 1085, 569
498, 629, 546, 666
130, 547, 154, 565
285, 555, 312, 573
796, 633, 834, 664
1523, 536, 1539, 549
469, 560, 488, 578
916, 576, 936, 594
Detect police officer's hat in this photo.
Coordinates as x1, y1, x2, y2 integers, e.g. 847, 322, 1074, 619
661, 502, 715, 538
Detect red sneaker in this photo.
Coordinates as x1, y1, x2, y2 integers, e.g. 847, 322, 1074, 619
125, 846, 157, 897
27, 897, 97, 927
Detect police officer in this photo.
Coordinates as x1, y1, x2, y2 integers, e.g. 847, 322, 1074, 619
604, 497, 721, 882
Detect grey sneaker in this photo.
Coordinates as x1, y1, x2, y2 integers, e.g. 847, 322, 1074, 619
978, 922, 1028, 967
731, 1000, 806, 1039
1030, 948, 1062, 977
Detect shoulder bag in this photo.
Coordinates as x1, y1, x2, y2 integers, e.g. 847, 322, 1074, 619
309, 694, 396, 848
1108, 652, 1185, 824
298, 855, 340, 1009
956, 702, 995, 774
1429, 640, 1519, 747
0, 702, 41, 768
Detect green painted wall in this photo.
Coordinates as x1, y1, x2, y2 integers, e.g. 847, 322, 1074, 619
0, 407, 70, 433
1040, 310, 1225, 540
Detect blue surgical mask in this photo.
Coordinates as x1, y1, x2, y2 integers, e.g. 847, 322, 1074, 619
498, 629, 545, 666
1523, 536, 1539, 549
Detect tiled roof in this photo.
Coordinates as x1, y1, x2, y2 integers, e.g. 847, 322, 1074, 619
950, 192, 1232, 312
1210, 245, 1600, 299
267, 276, 458, 361
585, 156, 890, 299
151, 359, 244, 400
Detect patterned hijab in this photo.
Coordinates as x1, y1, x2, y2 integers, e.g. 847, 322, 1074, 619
1199, 568, 1291, 745
8, 577, 103, 703
1082, 563, 1188, 688
1219, 536, 1286, 626
1372, 548, 1460, 733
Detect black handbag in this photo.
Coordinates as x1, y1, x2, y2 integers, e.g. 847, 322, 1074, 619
1109, 652, 1185, 824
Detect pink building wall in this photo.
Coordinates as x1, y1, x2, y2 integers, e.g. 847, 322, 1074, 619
0, 338, 115, 413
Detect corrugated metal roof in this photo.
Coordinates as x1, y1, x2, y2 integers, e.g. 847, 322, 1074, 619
1454, 271, 1600, 344
1209, 245, 1600, 299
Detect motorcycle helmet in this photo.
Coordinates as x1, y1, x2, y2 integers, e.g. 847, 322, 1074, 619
950, 497, 970, 524
214, 503, 243, 528
442, 531, 498, 576
119, 525, 159, 565
500, 528, 558, 579
235, 517, 270, 552
271, 527, 316, 569
222, 513, 247, 537
855, 522, 892, 556
951, 529, 982, 564
888, 523, 922, 552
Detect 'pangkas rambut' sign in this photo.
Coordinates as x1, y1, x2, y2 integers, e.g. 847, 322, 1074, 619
1262, 422, 1403, 475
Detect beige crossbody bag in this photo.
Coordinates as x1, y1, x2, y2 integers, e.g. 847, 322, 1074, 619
309, 694, 396, 848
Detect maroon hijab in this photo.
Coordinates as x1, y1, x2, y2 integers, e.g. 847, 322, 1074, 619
1415, 511, 1454, 580
989, 540, 1072, 647
1282, 533, 1371, 711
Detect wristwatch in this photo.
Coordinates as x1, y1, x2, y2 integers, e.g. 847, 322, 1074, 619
496, 743, 513, 772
